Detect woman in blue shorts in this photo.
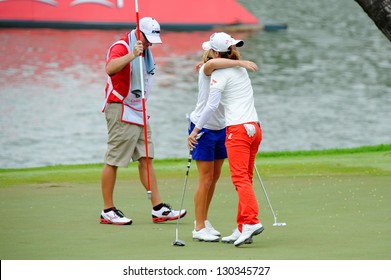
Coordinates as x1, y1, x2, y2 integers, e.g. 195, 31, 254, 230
189, 48, 258, 242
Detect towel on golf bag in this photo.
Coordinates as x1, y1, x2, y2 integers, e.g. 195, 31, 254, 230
129, 30, 156, 98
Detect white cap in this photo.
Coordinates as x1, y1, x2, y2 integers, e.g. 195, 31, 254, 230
202, 32, 244, 52
139, 17, 162, 44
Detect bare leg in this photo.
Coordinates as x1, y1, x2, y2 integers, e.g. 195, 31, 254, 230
101, 163, 118, 209
194, 160, 215, 231
205, 159, 224, 219
138, 157, 162, 207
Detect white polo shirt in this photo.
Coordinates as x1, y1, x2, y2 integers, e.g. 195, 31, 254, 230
190, 64, 226, 130
195, 66, 258, 129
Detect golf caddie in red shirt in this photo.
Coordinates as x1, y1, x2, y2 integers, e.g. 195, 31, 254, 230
100, 17, 186, 225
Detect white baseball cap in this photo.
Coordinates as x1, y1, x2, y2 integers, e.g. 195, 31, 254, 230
202, 32, 244, 52
139, 17, 162, 44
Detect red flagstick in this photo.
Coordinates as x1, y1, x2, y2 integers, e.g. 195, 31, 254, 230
135, 0, 152, 200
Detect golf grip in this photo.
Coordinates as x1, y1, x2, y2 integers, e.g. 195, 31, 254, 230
186, 149, 193, 175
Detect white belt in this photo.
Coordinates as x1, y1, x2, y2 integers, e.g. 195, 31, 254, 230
112, 89, 124, 101
102, 89, 125, 112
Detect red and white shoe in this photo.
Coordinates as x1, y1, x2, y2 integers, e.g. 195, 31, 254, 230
100, 208, 132, 225
152, 203, 186, 223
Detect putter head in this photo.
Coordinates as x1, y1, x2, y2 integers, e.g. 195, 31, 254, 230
147, 191, 152, 200
273, 222, 287, 227
172, 239, 186, 246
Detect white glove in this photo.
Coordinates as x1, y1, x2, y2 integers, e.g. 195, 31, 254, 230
244, 123, 256, 137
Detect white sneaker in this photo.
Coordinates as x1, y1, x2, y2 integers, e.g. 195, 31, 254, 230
234, 223, 264, 247
205, 220, 221, 236
152, 203, 187, 223
100, 208, 132, 225
221, 228, 253, 244
192, 228, 220, 242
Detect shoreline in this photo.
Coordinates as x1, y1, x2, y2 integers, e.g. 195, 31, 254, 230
1, 143, 389, 172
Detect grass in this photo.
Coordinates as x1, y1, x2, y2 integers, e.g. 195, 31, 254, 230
0, 144, 390, 260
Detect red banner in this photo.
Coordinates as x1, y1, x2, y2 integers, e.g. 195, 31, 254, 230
0, 0, 259, 27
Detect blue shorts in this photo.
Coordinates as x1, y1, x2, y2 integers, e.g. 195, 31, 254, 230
189, 122, 227, 161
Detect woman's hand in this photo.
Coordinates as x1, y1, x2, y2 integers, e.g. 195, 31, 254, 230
188, 129, 204, 150
187, 130, 198, 150
240, 60, 259, 72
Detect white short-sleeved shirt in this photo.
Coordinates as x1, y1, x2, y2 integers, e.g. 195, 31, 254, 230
210, 67, 259, 126
190, 64, 226, 130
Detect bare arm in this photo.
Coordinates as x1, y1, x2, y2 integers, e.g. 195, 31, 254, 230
203, 58, 259, 76
105, 40, 144, 75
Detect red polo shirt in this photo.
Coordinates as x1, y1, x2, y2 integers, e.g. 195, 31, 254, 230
105, 33, 131, 103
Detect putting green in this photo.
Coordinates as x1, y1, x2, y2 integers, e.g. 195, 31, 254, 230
0, 145, 390, 260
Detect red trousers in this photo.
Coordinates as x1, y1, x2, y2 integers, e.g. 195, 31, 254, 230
225, 122, 262, 231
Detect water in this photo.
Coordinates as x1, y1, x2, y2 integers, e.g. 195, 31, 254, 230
0, 0, 390, 169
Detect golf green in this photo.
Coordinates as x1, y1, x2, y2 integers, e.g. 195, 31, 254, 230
0, 145, 390, 260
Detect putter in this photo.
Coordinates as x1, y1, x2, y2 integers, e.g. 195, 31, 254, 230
173, 132, 204, 246
254, 164, 287, 227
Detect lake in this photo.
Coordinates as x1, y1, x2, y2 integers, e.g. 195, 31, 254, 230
0, 0, 390, 168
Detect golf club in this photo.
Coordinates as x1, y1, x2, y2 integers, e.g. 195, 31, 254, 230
254, 164, 287, 227
173, 132, 204, 246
